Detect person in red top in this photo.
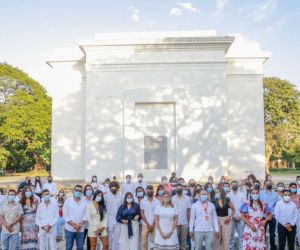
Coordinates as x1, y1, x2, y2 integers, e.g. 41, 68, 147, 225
56, 190, 66, 242
161, 176, 173, 193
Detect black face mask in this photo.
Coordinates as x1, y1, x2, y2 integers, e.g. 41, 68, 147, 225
111, 188, 117, 194
48, 179, 52, 183
232, 186, 238, 191
147, 191, 154, 197
267, 184, 272, 190
176, 189, 183, 195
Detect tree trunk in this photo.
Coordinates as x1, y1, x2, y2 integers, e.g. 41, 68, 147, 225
32, 152, 44, 171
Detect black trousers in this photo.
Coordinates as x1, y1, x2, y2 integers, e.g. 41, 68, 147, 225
265, 217, 277, 250
84, 228, 90, 250
278, 223, 296, 250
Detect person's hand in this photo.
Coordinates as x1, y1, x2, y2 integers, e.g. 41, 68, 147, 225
73, 224, 81, 232
122, 220, 128, 224
224, 217, 231, 224
160, 231, 166, 239
147, 224, 154, 231
261, 219, 267, 226
215, 232, 220, 239
285, 224, 292, 231
6, 224, 13, 233
251, 225, 257, 232
134, 215, 139, 221
189, 232, 195, 240
165, 231, 173, 239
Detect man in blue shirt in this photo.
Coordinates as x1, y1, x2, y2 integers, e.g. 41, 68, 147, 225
260, 179, 279, 250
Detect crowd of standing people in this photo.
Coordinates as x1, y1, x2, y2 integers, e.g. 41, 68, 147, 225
0, 173, 300, 250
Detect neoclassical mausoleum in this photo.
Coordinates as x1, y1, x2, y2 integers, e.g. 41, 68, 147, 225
47, 31, 270, 182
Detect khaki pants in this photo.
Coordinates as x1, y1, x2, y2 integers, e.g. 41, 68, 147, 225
177, 224, 189, 250
213, 216, 231, 250
141, 224, 156, 250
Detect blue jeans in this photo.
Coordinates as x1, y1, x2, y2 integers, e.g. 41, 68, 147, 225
65, 229, 84, 250
194, 231, 214, 250
1, 232, 19, 250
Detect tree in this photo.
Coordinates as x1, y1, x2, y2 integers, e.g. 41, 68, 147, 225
0, 63, 51, 172
264, 77, 300, 171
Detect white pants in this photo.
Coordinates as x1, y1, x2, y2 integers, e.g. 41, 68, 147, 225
119, 222, 139, 250
108, 223, 120, 250
39, 228, 56, 250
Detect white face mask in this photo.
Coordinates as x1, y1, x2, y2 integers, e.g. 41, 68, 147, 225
283, 195, 291, 202
126, 178, 131, 183
138, 177, 143, 182
162, 179, 168, 184
297, 181, 300, 186
277, 186, 284, 191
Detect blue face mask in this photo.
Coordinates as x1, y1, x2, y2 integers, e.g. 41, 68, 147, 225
8, 195, 16, 202
224, 187, 230, 193
137, 191, 144, 198
86, 190, 93, 197
44, 195, 50, 201
25, 191, 32, 198
290, 188, 297, 193
215, 193, 221, 199
158, 190, 164, 196
95, 196, 102, 202
251, 194, 260, 201
200, 195, 208, 202
207, 187, 213, 193
73, 191, 81, 198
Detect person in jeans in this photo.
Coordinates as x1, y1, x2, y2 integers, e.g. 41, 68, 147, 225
63, 185, 87, 250
35, 189, 59, 250
226, 180, 246, 250
0, 189, 23, 250
189, 189, 219, 250
275, 189, 298, 250
172, 182, 191, 250
260, 179, 279, 250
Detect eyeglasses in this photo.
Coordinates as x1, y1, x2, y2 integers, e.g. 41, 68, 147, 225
75, 189, 82, 192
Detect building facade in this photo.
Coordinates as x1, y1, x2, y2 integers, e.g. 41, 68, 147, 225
47, 31, 270, 182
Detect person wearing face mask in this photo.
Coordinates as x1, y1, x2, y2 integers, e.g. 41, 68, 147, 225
240, 187, 272, 250
213, 188, 235, 250
35, 189, 59, 250
117, 192, 141, 250
155, 184, 165, 202
188, 179, 196, 196
98, 178, 110, 194
34, 176, 42, 198
161, 176, 173, 193
189, 190, 219, 250
171, 183, 191, 250
154, 191, 179, 249
223, 182, 231, 194
63, 185, 87, 250
56, 190, 66, 242
135, 173, 148, 190
20, 186, 39, 249
205, 183, 215, 202
277, 182, 285, 199
85, 190, 109, 250
192, 184, 202, 204
91, 175, 98, 190
226, 180, 246, 250
122, 175, 136, 196
135, 186, 145, 204
208, 176, 217, 190
83, 184, 94, 250
104, 181, 122, 250
296, 176, 300, 195
18, 176, 32, 190
43, 176, 57, 197
0, 189, 23, 250
169, 172, 178, 186
289, 182, 300, 246
259, 180, 279, 250
275, 189, 298, 250
140, 185, 160, 250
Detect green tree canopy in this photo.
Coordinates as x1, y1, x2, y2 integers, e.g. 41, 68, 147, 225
264, 77, 300, 168
0, 63, 51, 172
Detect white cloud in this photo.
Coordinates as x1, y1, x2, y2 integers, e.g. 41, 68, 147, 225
177, 2, 200, 13
128, 6, 139, 22
169, 8, 183, 16
251, 0, 278, 22
212, 0, 230, 16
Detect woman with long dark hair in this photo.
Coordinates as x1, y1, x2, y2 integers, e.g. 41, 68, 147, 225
33, 176, 42, 198
116, 192, 141, 250
213, 188, 235, 250
20, 186, 39, 249
204, 182, 215, 201
240, 187, 272, 249
85, 190, 109, 250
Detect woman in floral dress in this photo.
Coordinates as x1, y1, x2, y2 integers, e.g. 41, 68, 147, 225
20, 186, 39, 250
240, 187, 272, 250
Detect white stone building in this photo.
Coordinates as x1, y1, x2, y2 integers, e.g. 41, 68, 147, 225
47, 31, 270, 182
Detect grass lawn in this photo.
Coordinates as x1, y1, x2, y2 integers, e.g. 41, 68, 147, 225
270, 169, 300, 176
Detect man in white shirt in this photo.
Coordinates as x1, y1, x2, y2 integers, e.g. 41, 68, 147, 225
274, 189, 298, 250
140, 185, 160, 250
104, 181, 123, 250
172, 183, 191, 250
189, 190, 219, 250
135, 173, 147, 190
122, 174, 136, 196
226, 180, 246, 250
35, 189, 59, 250
63, 185, 87, 250
43, 175, 57, 197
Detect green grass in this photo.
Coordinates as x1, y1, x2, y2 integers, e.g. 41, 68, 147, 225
270, 169, 300, 176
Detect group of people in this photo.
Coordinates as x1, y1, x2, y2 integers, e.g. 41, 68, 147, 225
0, 173, 300, 250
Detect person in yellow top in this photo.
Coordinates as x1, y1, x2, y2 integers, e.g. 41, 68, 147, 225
85, 190, 109, 250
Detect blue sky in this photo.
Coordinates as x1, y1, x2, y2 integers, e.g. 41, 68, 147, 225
0, 0, 299, 98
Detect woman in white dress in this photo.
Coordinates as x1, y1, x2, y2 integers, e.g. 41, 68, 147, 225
154, 191, 179, 250
85, 190, 109, 250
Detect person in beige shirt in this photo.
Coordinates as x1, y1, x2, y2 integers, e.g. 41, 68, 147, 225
85, 190, 108, 250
